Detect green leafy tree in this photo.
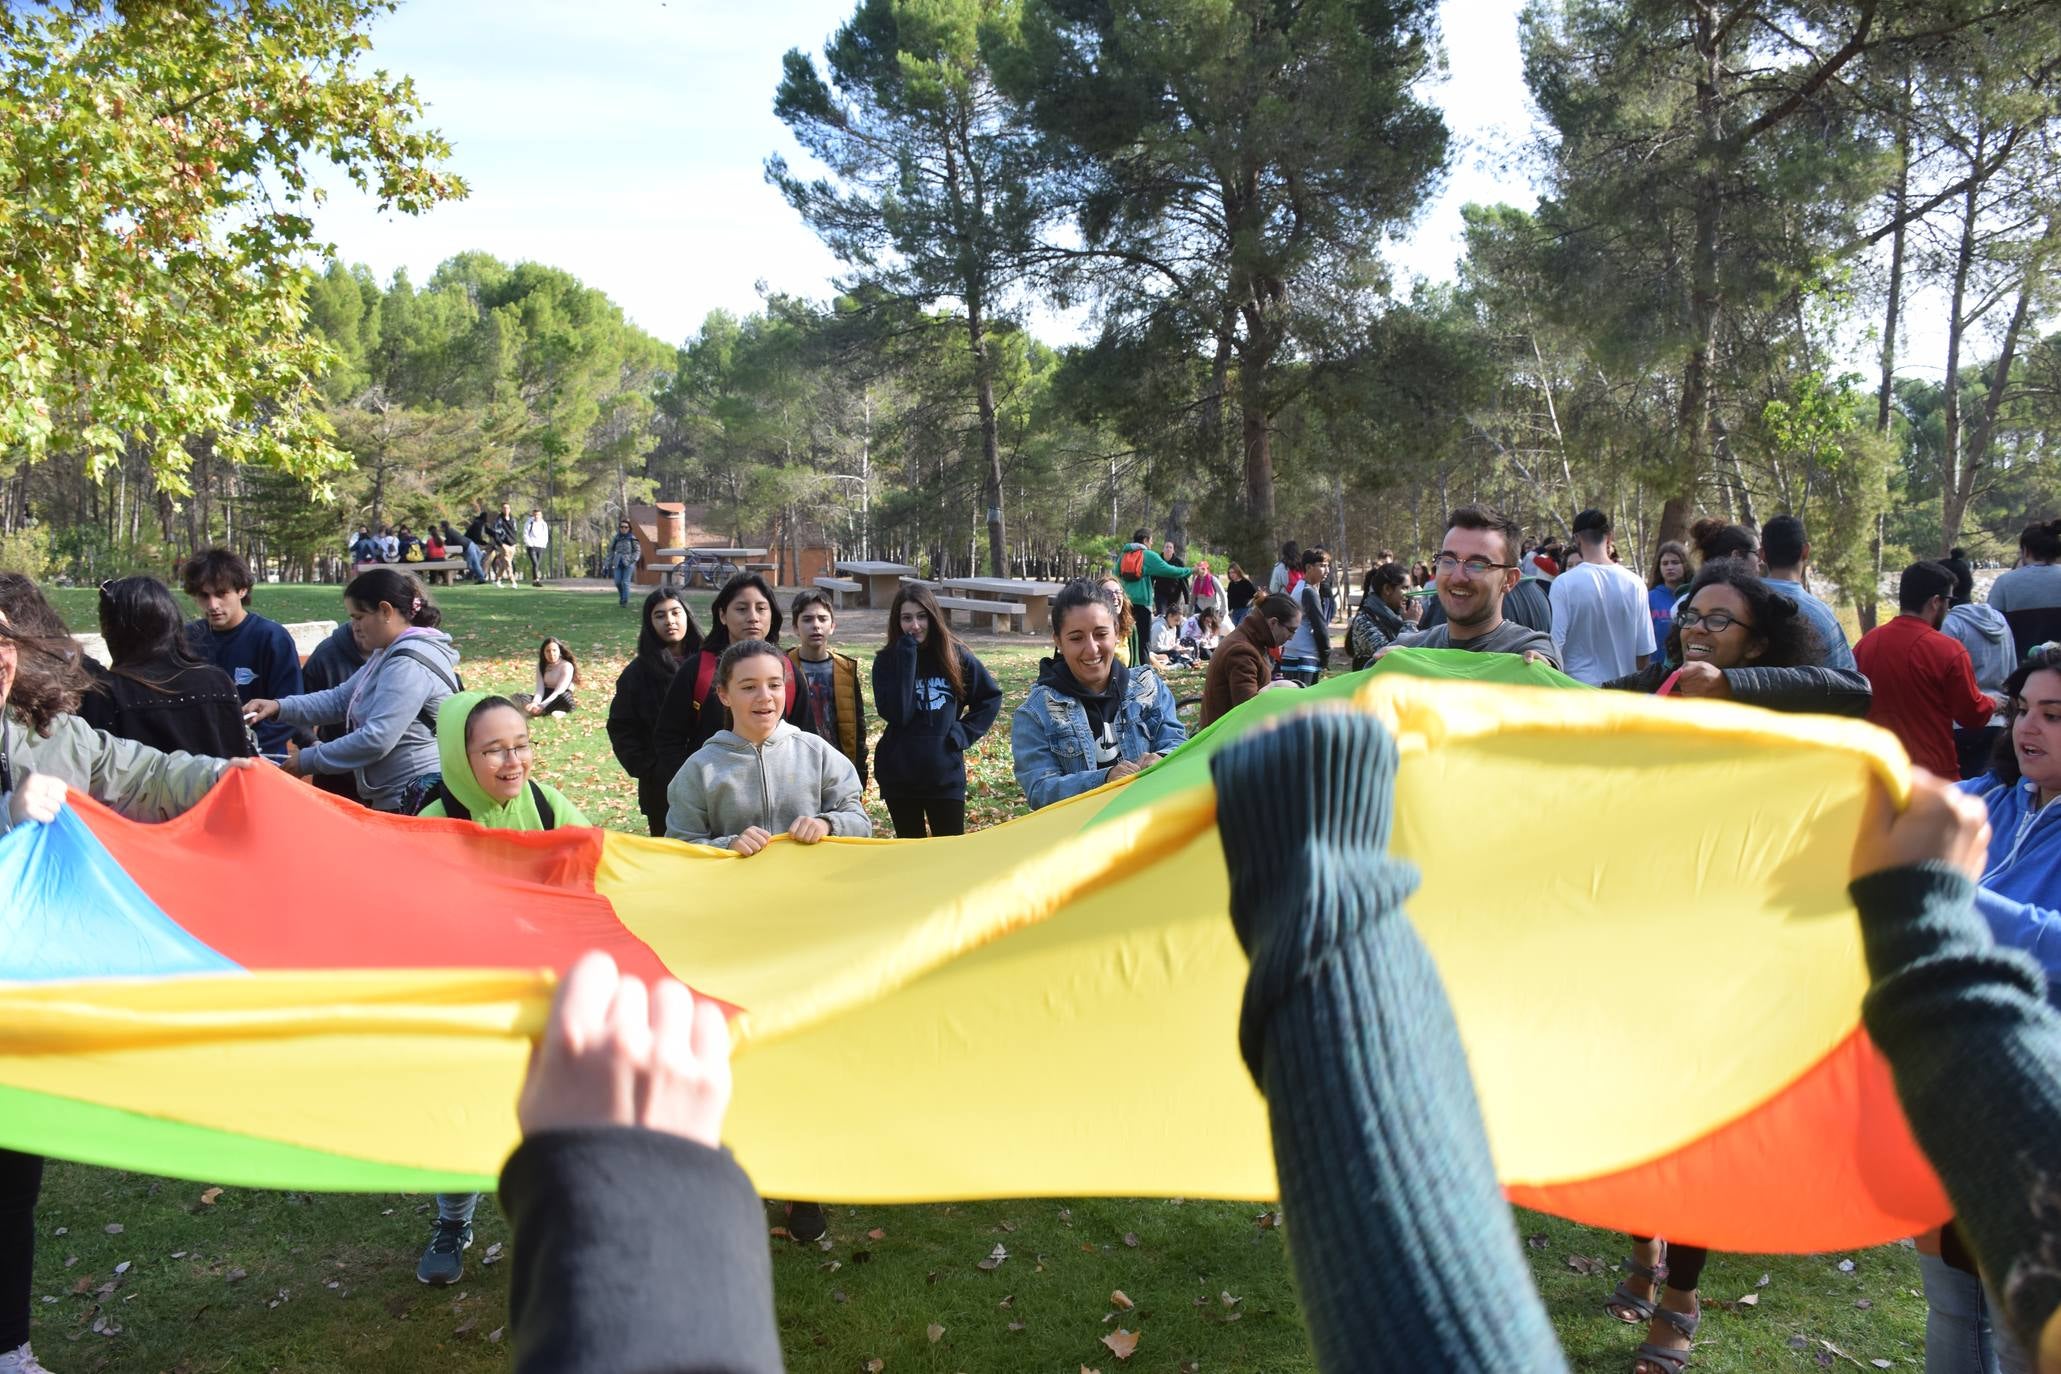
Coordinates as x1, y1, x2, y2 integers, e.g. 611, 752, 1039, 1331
0, 1, 462, 489
770, 0, 1052, 576
997, 0, 1448, 559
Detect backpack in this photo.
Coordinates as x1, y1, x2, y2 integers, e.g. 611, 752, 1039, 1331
428, 778, 558, 828
1118, 547, 1146, 581
386, 642, 465, 730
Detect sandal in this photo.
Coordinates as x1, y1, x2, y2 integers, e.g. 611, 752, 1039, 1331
1630, 1303, 1700, 1373
1604, 1243, 1668, 1324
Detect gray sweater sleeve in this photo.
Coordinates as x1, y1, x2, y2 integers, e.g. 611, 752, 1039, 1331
1211, 712, 1569, 1374
663, 763, 728, 849
814, 740, 870, 837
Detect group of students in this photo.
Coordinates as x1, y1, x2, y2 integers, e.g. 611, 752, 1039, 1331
4, 519, 2061, 1371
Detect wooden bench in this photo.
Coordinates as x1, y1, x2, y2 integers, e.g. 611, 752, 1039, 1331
353, 557, 465, 586
934, 594, 1029, 633
813, 575, 864, 608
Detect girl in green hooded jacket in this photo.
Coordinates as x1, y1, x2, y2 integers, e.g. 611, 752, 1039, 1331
409, 690, 590, 1285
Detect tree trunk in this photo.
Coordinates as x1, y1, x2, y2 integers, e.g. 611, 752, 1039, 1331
1865, 74, 1911, 633
966, 301, 1006, 578
1664, 1, 1725, 547
1939, 152, 1981, 553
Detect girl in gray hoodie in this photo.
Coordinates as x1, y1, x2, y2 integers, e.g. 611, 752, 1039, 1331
245, 569, 461, 813
665, 639, 870, 852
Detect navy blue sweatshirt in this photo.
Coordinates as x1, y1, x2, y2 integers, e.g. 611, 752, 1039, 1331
871, 636, 1002, 800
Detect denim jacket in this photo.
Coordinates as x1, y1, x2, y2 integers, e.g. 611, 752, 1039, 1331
1011, 666, 1188, 810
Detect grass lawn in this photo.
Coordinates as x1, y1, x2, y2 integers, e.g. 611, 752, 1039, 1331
29, 582, 1930, 1372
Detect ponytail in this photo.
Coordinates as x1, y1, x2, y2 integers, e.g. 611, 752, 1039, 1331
343, 567, 441, 628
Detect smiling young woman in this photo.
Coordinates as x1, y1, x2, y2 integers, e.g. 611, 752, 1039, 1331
1011, 580, 1188, 810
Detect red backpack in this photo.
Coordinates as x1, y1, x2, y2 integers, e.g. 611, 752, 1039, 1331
1118, 547, 1146, 581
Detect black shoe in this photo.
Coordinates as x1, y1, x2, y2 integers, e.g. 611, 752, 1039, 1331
784, 1201, 827, 1243
416, 1218, 472, 1284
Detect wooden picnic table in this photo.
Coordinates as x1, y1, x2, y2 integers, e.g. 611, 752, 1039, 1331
938, 576, 1068, 633
836, 560, 918, 609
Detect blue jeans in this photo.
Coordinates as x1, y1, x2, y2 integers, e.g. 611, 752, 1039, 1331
1919, 1250, 2031, 1374
612, 561, 633, 604
462, 540, 485, 583
437, 1192, 479, 1226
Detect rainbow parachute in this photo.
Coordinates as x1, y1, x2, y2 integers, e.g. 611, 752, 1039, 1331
0, 651, 1943, 1252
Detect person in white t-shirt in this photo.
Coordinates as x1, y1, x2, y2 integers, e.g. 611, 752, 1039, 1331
1547, 508, 1654, 685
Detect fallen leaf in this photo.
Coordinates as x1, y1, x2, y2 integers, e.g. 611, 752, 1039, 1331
199, 1187, 223, 1206
1734, 1292, 1759, 1307
1854, 1298, 1872, 1310
1525, 1233, 1548, 1249
1757, 1272, 1771, 1287
869, 1228, 886, 1241
1180, 1364, 1200, 1373
1121, 1232, 1140, 1248
453, 1317, 477, 1336
481, 1242, 504, 1267
1110, 1290, 1134, 1310
864, 1360, 884, 1373
52, 1227, 66, 1237
1008, 1320, 1026, 1332
113, 1262, 131, 1276
1870, 1363, 1893, 1370
927, 1323, 944, 1343
768, 1226, 791, 1240
1102, 1328, 1140, 1360
1837, 1259, 1856, 1273
225, 1267, 247, 1283
998, 1294, 1013, 1308
487, 1328, 504, 1343
1219, 1291, 1242, 1307
1082, 1367, 1101, 1374
820, 1260, 842, 1274
70, 1278, 91, 1295
976, 1243, 1008, 1272
1565, 1255, 1607, 1276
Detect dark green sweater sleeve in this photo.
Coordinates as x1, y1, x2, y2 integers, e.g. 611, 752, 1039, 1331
1211, 712, 1568, 1373
1852, 864, 2061, 1356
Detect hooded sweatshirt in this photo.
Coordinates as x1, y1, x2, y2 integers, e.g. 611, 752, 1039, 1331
871, 635, 1002, 800
416, 690, 589, 829
1944, 602, 2017, 724
273, 627, 461, 812
1960, 772, 2061, 994
664, 720, 870, 849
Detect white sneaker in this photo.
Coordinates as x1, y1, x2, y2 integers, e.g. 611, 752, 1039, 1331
0, 1342, 55, 1373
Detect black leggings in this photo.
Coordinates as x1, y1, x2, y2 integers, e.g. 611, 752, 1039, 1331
884, 795, 965, 839
1629, 1235, 1709, 1293
0, 1149, 42, 1350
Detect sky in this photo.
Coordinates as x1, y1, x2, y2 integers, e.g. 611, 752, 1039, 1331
308, 0, 1545, 349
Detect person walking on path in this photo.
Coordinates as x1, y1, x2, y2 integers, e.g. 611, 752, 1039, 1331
604, 519, 642, 606
523, 508, 550, 585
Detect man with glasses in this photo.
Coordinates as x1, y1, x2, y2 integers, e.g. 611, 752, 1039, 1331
1382, 505, 1562, 668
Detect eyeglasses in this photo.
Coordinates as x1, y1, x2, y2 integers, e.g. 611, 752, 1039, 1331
1433, 554, 1513, 577
1677, 609, 1748, 633
474, 743, 534, 764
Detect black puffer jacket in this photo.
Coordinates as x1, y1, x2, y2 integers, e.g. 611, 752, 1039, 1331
607, 651, 682, 834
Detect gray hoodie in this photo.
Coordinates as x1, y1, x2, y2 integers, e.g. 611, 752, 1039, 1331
1945, 603, 2017, 724
665, 721, 870, 849
0, 713, 226, 837
273, 628, 461, 812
